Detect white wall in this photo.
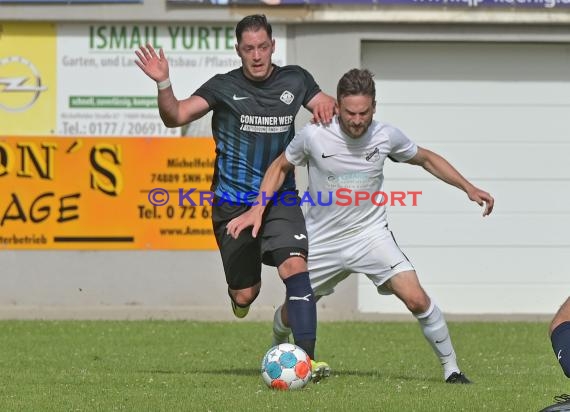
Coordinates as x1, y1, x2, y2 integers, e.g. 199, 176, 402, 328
358, 41, 570, 314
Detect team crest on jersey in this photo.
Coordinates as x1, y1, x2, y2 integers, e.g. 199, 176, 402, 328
280, 90, 294, 105
365, 147, 380, 162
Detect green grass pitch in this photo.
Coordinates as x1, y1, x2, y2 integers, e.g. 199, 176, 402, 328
0, 320, 566, 411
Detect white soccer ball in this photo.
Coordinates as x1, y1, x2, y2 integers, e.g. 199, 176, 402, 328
260, 343, 312, 390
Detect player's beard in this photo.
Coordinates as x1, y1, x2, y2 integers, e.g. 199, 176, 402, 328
339, 117, 372, 139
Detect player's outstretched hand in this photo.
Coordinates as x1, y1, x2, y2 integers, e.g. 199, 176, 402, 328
468, 187, 494, 217
134, 43, 170, 83
226, 207, 264, 239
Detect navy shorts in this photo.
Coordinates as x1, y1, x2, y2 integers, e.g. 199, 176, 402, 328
212, 193, 308, 290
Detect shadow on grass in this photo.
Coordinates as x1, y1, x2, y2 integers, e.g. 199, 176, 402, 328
197, 367, 439, 383
201, 368, 260, 377
338, 369, 440, 383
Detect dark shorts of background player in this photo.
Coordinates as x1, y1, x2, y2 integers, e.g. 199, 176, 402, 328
212, 192, 309, 290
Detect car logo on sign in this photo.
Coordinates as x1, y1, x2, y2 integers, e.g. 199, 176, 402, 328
0, 56, 47, 112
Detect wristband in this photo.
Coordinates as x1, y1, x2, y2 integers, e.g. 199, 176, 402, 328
157, 78, 171, 90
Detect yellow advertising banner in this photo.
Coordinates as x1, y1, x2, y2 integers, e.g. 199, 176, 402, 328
0, 136, 218, 250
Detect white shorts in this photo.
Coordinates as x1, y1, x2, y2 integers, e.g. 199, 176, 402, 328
308, 227, 414, 297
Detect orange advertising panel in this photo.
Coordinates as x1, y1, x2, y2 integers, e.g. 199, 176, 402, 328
0, 136, 218, 250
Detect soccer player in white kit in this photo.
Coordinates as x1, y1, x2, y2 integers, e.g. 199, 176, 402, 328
226, 68, 494, 383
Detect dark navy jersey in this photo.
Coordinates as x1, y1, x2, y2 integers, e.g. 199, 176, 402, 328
193, 65, 320, 203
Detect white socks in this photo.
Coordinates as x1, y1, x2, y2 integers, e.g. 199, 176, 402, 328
272, 305, 292, 346
415, 301, 460, 380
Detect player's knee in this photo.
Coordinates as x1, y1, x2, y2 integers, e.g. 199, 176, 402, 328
404, 293, 430, 314
230, 286, 260, 306
233, 295, 252, 306
232, 292, 256, 307
278, 257, 308, 278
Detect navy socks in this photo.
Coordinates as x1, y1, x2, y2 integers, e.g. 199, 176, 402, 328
284, 272, 317, 359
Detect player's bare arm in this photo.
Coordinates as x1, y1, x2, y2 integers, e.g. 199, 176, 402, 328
135, 43, 211, 128
226, 153, 294, 239
406, 146, 495, 216
306, 91, 336, 124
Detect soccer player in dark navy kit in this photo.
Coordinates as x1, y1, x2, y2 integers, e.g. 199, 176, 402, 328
135, 14, 334, 380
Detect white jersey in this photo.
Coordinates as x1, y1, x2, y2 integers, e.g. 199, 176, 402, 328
285, 116, 417, 245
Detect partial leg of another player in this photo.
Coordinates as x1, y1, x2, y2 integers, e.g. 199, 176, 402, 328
538, 298, 570, 411
550, 297, 570, 378
383, 270, 472, 384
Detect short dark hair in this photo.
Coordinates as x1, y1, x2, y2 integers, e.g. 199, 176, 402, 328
337, 69, 376, 101
235, 14, 272, 44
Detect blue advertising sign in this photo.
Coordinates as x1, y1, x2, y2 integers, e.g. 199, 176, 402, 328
169, 0, 570, 8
